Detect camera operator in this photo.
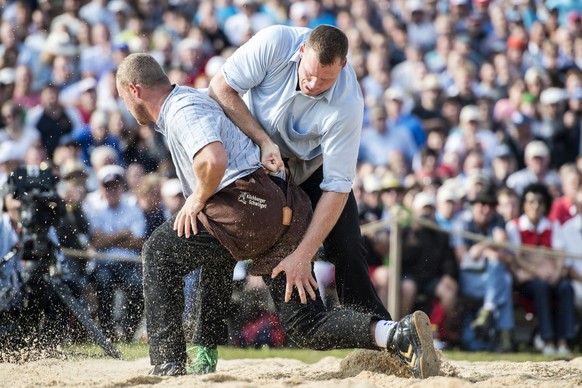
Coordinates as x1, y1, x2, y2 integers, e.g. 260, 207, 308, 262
0, 170, 73, 348
0, 192, 23, 335
83, 164, 145, 343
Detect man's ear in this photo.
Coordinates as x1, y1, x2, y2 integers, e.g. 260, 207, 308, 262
128, 82, 140, 98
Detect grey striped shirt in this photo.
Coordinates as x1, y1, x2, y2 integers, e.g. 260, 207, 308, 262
155, 85, 262, 197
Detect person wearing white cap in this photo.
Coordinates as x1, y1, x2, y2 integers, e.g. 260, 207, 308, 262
536, 86, 570, 165
444, 104, 499, 163
50, 0, 86, 37
411, 73, 446, 132
398, 191, 458, 346
506, 140, 561, 196
289, 2, 310, 28
82, 162, 147, 343
435, 182, 460, 231
161, 178, 185, 216
0, 143, 23, 187
108, 0, 133, 37
405, 0, 437, 52
452, 184, 515, 352
359, 103, 418, 166
223, 0, 275, 47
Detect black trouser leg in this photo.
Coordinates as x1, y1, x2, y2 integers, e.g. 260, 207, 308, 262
142, 218, 235, 365
300, 168, 391, 319
189, 259, 235, 346
264, 273, 379, 350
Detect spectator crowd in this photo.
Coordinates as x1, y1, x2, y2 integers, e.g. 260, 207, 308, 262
1, 0, 582, 356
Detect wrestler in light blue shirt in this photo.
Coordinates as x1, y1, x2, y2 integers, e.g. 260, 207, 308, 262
221, 25, 364, 193
156, 85, 263, 197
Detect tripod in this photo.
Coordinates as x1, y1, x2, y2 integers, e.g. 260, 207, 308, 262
0, 236, 121, 359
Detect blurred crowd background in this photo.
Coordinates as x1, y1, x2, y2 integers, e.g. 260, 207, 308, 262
1, 0, 582, 356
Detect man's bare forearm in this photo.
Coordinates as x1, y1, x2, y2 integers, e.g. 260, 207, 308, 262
293, 191, 349, 261
192, 141, 227, 203
208, 73, 273, 147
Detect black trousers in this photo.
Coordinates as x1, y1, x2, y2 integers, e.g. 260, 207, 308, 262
186, 167, 391, 349
144, 181, 387, 365
299, 167, 391, 319
264, 273, 379, 350
143, 218, 235, 365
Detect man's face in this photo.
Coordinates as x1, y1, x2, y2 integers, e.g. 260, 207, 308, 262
2, 107, 18, 128
526, 155, 548, 175
472, 201, 495, 225
437, 199, 456, 219
41, 87, 59, 109
414, 205, 435, 220
116, 79, 151, 126
297, 45, 344, 97
101, 180, 124, 207
497, 193, 519, 222
523, 191, 545, 224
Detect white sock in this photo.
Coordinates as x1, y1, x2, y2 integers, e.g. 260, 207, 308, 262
374, 320, 396, 348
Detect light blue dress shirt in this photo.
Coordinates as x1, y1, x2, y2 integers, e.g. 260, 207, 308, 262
221, 25, 364, 193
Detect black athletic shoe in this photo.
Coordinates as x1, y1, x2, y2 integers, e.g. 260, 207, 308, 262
150, 362, 187, 376
386, 310, 440, 379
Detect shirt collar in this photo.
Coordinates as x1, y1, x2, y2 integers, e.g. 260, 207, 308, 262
155, 84, 179, 133
518, 214, 551, 233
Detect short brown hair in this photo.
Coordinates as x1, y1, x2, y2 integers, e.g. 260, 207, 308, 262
305, 25, 348, 66
116, 53, 170, 88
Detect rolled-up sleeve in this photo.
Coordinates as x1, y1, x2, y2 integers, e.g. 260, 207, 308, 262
319, 104, 363, 193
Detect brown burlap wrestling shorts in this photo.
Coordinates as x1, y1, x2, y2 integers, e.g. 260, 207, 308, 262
197, 169, 313, 275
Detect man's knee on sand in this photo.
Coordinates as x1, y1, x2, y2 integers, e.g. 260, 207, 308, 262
283, 329, 332, 351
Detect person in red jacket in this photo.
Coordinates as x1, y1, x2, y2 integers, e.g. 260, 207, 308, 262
548, 163, 580, 225
506, 183, 575, 356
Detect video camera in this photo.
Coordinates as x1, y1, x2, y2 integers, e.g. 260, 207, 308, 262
6, 165, 64, 260
1, 166, 122, 358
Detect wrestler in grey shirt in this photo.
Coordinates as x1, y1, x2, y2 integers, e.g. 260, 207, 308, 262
156, 85, 262, 197
222, 25, 364, 193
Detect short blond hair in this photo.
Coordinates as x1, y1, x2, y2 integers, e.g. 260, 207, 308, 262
116, 53, 170, 88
